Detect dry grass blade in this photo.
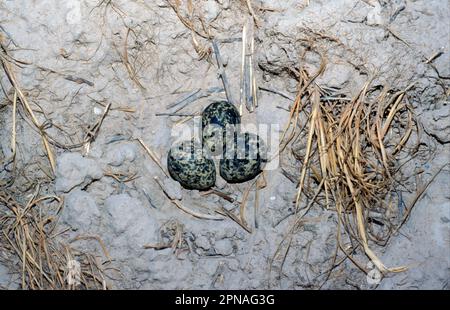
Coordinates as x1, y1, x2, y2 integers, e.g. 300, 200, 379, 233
212, 40, 235, 105
216, 206, 252, 233
250, 34, 258, 109
122, 27, 146, 90
8, 90, 17, 165
154, 176, 224, 221
83, 102, 111, 155
239, 18, 258, 113
239, 21, 247, 115
245, 0, 261, 27
270, 180, 324, 285
137, 138, 169, 177
0, 40, 56, 175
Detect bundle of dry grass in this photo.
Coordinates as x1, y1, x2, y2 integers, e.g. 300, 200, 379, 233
270, 44, 442, 280
0, 33, 110, 289
166, 0, 213, 60
0, 187, 110, 289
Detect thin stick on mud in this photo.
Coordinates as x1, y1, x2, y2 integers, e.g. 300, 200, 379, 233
245, 0, 260, 27
154, 176, 224, 221
166, 87, 224, 113
239, 22, 247, 115
137, 138, 169, 178
259, 86, 295, 101
212, 40, 235, 106
166, 88, 201, 109
123, 27, 146, 90
200, 188, 235, 203
83, 103, 111, 155
250, 33, 258, 109
10, 90, 17, 161
254, 173, 266, 229
216, 206, 252, 233
239, 179, 256, 227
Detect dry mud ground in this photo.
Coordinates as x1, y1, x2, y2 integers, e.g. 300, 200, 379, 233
0, 0, 449, 289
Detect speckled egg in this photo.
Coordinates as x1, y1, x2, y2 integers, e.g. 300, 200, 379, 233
167, 140, 216, 190
219, 132, 265, 183
202, 101, 241, 154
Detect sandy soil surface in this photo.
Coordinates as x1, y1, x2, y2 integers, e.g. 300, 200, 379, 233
0, 0, 449, 289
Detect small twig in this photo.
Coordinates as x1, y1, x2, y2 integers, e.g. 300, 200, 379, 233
250, 33, 258, 109
254, 173, 266, 229
385, 26, 410, 48
155, 112, 198, 117
123, 27, 146, 90
212, 40, 235, 105
216, 206, 252, 233
390, 164, 448, 238
166, 87, 224, 113
239, 180, 255, 226
166, 88, 201, 109
218, 37, 242, 43
245, 0, 260, 27
83, 103, 111, 155
64, 75, 94, 87
10, 90, 17, 161
201, 188, 235, 203
154, 176, 224, 220
259, 86, 295, 101
37, 66, 94, 86
104, 169, 139, 183
143, 243, 171, 250
137, 138, 169, 178
424, 51, 444, 64
240, 22, 247, 115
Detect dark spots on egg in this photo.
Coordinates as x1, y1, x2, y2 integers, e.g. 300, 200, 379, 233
167, 140, 216, 190
220, 132, 265, 183
167, 101, 266, 188
202, 101, 241, 155
202, 101, 240, 129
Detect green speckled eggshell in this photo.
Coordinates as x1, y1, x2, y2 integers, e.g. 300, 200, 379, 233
167, 140, 216, 190
219, 132, 265, 183
202, 101, 241, 154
